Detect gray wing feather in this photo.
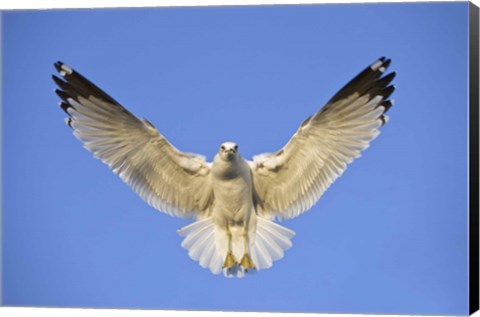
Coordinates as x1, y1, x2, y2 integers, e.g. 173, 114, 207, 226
53, 62, 212, 218
250, 57, 395, 220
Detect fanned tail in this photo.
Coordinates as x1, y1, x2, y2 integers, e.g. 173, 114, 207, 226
250, 216, 295, 270
177, 216, 295, 277
177, 217, 223, 275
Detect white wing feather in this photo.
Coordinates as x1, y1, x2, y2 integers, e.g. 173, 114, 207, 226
250, 57, 395, 220
53, 62, 213, 218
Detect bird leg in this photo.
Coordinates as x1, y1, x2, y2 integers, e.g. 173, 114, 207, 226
223, 225, 237, 269
239, 227, 255, 270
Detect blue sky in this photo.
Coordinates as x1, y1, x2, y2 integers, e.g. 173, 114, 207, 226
1, 2, 470, 314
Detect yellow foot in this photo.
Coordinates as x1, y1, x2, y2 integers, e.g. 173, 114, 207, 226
240, 253, 256, 270
223, 251, 238, 269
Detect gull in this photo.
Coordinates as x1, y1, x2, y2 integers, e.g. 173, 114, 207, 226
52, 57, 395, 277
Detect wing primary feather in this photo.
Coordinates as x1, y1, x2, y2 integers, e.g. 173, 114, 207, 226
251, 57, 395, 220
54, 61, 121, 106
378, 100, 394, 113
53, 62, 212, 219
65, 117, 73, 128
327, 57, 391, 105
55, 89, 70, 102
378, 85, 395, 100
380, 58, 391, 70
59, 102, 74, 114
52, 75, 70, 91
375, 72, 396, 87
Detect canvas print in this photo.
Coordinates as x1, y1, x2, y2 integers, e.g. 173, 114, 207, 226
1, 1, 478, 315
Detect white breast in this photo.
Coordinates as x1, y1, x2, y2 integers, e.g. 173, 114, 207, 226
211, 155, 254, 218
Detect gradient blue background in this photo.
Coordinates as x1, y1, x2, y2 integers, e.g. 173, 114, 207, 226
2, 2, 470, 314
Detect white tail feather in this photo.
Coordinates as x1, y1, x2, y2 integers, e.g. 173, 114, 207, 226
177, 218, 223, 274
177, 216, 295, 277
250, 217, 295, 270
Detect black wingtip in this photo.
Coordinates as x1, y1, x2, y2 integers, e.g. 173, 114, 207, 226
59, 102, 74, 114
327, 56, 393, 105
65, 117, 73, 128
55, 89, 70, 101
380, 100, 394, 113
52, 74, 75, 93
53, 61, 74, 77
52, 74, 65, 86
377, 71, 396, 87
382, 85, 395, 99
380, 115, 387, 125
382, 58, 392, 70
387, 71, 397, 79
54, 61, 64, 72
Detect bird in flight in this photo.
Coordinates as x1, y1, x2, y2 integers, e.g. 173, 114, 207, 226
53, 57, 395, 277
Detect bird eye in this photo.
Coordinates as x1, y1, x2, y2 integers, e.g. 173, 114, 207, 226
221, 145, 226, 151
234, 145, 238, 151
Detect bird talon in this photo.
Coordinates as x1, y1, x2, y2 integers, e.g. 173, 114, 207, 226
223, 251, 238, 269
240, 253, 255, 270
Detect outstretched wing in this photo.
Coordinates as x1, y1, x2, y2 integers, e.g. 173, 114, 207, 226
53, 62, 213, 218
250, 57, 395, 220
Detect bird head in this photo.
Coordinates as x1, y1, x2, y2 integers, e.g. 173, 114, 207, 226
218, 142, 239, 161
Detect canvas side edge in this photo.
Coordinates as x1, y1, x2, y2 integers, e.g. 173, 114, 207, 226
469, 1, 480, 315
